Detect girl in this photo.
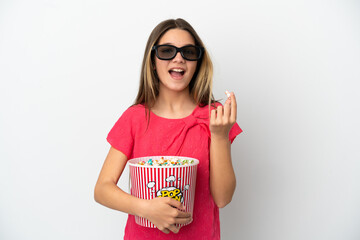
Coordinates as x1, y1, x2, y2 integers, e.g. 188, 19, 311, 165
94, 18, 242, 239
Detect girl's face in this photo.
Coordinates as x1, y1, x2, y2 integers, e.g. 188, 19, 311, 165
154, 29, 198, 94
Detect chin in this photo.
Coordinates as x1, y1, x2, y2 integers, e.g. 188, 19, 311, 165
169, 86, 189, 92
161, 80, 191, 93
164, 85, 189, 93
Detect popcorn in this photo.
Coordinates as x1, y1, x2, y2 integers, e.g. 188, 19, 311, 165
137, 157, 195, 166
225, 90, 231, 98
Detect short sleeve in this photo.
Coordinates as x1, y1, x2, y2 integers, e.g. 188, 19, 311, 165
229, 123, 242, 144
106, 107, 135, 159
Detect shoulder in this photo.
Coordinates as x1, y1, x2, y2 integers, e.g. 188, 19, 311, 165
123, 104, 146, 115
114, 104, 147, 124
119, 104, 147, 118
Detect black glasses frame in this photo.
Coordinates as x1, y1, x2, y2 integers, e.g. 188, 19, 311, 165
152, 44, 204, 61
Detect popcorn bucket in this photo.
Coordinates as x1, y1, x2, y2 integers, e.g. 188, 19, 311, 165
128, 156, 199, 228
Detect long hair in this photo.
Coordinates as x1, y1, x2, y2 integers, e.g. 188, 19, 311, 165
134, 18, 215, 109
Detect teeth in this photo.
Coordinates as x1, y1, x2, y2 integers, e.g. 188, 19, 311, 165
171, 69, 184, 72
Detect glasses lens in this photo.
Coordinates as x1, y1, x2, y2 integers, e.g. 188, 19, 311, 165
157, 45, 176, 59
182, 46, 200, 60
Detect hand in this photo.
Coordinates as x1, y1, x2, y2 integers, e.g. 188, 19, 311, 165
210, 91, 237, 139
142, 197, 192, 234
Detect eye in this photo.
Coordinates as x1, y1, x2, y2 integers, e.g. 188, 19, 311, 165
159, 46, 175, 54
183, 46, 198, 56
183, 49, 195, 54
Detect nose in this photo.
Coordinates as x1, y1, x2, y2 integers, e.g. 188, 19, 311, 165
172, 51, 185, 62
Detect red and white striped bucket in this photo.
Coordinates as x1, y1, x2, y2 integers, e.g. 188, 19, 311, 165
128, 156, 199, 228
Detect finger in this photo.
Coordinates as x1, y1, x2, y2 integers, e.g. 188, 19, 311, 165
230, 92, 237, 122
210, 109, 216, 123
176, 210, 192, 219
225, 97, 231, 105
161, 228, 170, 234
175, 215, 193, 225
167, 198, 186, 211
167, 224, 180, 234
223, 100, 231, 120
216, 105, 223, 120
225, 91, 231, 105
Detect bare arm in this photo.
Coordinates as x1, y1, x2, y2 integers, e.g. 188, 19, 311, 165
94, 147, 143, 215
209, 92, 237, 208
94, 147, 192, 233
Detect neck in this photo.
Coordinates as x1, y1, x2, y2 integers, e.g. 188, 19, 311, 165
151, 86, 197, 117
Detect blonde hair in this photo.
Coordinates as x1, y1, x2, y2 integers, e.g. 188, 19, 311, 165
134, 18, 215, 109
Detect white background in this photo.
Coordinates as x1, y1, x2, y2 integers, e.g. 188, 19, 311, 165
1, 0, 359, 239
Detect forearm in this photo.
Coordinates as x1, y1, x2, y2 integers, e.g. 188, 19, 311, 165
209, 134, 236, 208
94, 181, 147, 218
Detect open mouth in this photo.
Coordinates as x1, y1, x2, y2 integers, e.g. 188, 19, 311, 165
169, 68, 185, 78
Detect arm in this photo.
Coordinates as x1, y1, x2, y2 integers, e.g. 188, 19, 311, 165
209, 92, 237, 208
94, 147, 192, 234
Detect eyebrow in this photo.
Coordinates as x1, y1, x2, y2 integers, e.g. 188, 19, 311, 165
159, 42, 195, 46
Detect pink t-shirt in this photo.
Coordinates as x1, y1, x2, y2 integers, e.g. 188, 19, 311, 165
107, 103, 242, 240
